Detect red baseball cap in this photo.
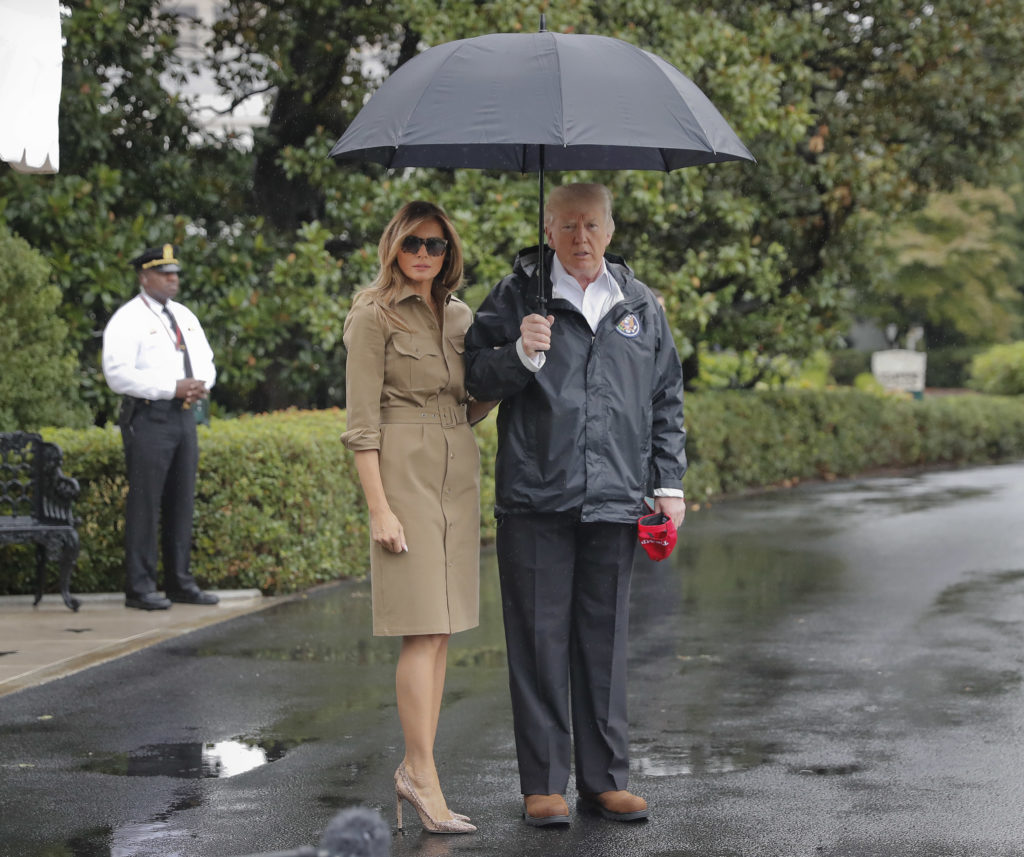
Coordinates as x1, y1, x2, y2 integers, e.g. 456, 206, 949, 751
637, 512, 677, 561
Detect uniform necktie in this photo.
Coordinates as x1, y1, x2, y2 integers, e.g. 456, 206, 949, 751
162, 306, 194, 378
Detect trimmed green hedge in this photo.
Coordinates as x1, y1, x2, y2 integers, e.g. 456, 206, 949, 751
2, 410, 364, 596
969, 342, 1024, 395
683, 389, 1024, 499
2, 391, 1023, 596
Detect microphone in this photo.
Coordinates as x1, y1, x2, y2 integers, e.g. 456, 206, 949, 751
319, 807, 390, 857
231, 806, 390, 857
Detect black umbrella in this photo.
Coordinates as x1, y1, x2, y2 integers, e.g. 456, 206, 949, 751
329, 21, 755, 312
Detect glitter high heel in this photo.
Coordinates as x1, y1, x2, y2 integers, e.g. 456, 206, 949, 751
394, 762, 476, 834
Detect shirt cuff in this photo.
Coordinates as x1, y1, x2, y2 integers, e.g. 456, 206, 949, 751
339, 426, 381, 451
516, 337, 545, 372
653, 487, 685, 499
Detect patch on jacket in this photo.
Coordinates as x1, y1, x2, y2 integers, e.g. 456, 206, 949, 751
615, 313, 641, 338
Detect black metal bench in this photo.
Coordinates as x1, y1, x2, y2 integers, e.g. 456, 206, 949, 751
0, 432, 81, 611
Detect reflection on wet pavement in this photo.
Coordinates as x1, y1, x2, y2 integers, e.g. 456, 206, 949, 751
79, 737, 299, 779
632, 739, 774, 776
63, 789, 204, 857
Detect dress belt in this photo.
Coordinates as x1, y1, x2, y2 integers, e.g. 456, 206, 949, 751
380, 405, 467, 428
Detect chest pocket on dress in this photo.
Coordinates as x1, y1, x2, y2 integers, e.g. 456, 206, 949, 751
446, 332, 465, 352
390, 332, 443, 392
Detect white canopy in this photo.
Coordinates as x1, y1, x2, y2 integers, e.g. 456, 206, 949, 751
0, 0, 62, 174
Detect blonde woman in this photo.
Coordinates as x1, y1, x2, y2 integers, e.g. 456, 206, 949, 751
341, 201, 492, 834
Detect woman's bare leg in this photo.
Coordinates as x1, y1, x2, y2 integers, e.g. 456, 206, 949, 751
397, 633, 452, 820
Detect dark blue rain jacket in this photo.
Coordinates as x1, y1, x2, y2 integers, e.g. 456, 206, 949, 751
464, 246, 687, 524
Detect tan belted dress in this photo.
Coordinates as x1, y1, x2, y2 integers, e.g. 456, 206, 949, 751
341, 286, 480, 636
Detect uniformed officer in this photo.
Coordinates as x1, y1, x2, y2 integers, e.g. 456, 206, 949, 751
102, 244, 219, 610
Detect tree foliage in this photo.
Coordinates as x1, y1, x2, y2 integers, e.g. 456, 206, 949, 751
0, 225, 90, 431
870, 185, 1024, 346
1, 0, 1023, 421
218, 0, 1024, 384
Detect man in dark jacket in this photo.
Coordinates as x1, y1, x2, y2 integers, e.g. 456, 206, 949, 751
465, 183, 687, 826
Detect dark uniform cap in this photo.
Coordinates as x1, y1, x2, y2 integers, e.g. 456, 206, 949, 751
131, 244, 182, 273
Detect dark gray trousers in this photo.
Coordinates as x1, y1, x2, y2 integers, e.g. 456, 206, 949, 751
496, 512, 636, 796
121, 402, 200, 598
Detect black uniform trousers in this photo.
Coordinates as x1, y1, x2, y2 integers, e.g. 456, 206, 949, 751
496, 512, 636, 796
121, 401, 201, 598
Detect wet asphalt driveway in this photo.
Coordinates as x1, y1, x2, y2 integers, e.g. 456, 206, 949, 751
2, 462, 1023, 857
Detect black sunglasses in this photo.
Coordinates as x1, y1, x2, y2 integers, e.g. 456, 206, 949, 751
401, 235, 449, 257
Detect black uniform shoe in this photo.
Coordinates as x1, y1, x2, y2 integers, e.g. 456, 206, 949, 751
166, 589, 220, 605
125, 593, 172, 611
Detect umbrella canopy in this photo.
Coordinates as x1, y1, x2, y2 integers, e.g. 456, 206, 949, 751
330, 30, 753, 171
330, 28, 755, 309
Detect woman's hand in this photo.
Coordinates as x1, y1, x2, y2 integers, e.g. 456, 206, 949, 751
353, 451, 407, 553
370, 506, 408, 553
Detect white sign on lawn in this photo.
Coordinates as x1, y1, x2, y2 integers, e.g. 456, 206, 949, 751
871, 349, 927, 393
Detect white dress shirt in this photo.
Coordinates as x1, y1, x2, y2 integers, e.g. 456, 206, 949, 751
550, 254, 624, 332
517, 255, 624, 372
102, 292, 216, 400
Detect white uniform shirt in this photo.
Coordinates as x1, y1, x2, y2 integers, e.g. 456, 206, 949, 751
102, 292, 216, 400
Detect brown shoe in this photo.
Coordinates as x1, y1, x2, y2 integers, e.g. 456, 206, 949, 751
577, 789, 649, 821
523, 793, 570, 827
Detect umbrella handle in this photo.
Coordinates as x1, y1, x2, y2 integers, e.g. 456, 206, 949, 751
535, 14, 546, 319
536, 148, 547, 316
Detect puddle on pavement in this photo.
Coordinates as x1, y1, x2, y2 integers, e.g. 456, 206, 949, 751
791, 762, 864, 776
932, 568, 1024, 615
946, 666, 1022, 696
663, 534, 845, 623
59, 790, 203, 857
632, 739, 774, 776
58, 826, 113, 857
809, 482, 993, 517
79, 736, 300, 778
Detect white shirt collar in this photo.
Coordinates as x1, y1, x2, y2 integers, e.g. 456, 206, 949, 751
550, 254, 623, 332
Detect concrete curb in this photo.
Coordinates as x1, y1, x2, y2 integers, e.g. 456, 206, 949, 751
0, 589, 263, 607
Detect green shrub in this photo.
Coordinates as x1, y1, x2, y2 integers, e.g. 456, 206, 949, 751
926, 345, 984, 389
682, 389, 1024, 502
830, 349, 871, 386
968, 342, 1024, 395
853, 372, 885, 394
791, 350, 834, 390
4, 392, 1024, 596
692, 346, 797, 391
0, 225, 90, 431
